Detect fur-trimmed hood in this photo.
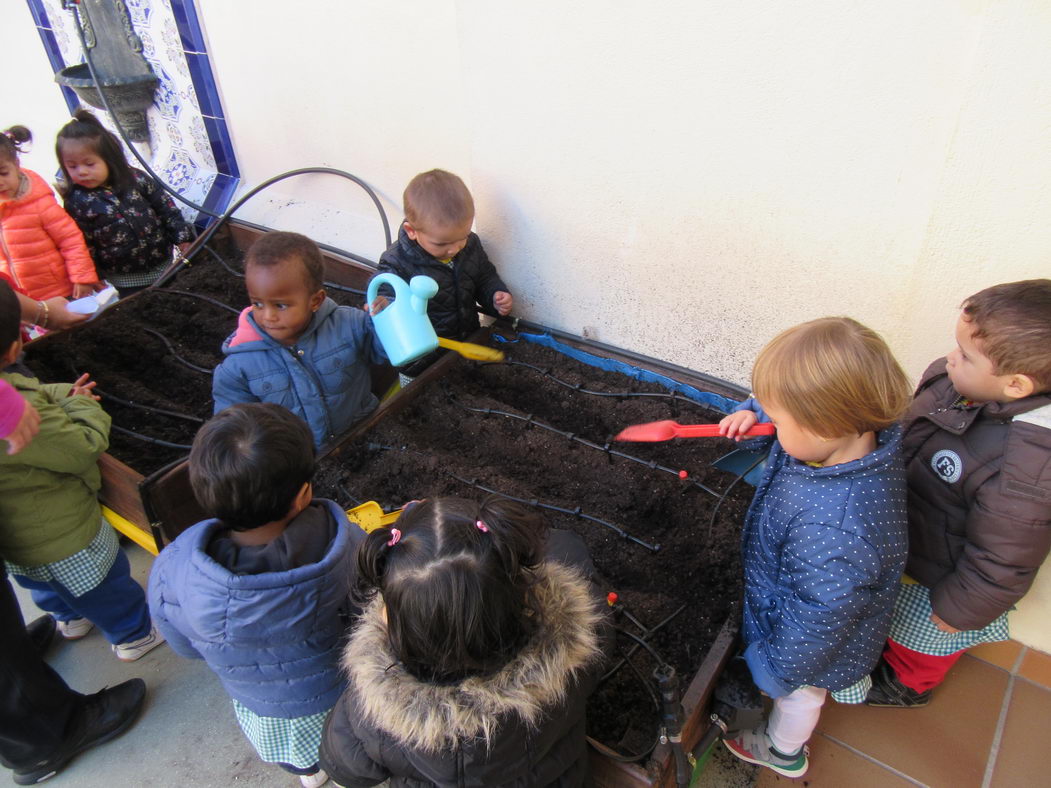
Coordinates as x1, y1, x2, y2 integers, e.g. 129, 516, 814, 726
342, 559, 604, 754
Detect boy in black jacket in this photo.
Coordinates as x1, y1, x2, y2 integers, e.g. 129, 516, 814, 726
374, 170, 511, 379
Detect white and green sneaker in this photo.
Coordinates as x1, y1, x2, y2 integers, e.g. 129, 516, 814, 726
723, 722, 809, 778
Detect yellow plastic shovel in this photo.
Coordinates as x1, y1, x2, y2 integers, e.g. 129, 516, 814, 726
437, 337, 505, 362
345, 501, 403, 533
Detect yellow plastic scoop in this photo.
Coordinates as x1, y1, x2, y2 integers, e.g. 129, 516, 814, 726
437, 337, 505, 362
345, 501, 403, 533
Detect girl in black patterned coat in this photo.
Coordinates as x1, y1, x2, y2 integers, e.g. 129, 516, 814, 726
56, 111, 193, 295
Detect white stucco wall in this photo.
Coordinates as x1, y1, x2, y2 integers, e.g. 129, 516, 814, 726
6, 5, 79, 183
7, 0, 1051, 650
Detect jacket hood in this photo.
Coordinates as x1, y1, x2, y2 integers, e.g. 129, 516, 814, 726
177, 499, 353, 641
342, 560, 604, 753
223, 297, 338, 354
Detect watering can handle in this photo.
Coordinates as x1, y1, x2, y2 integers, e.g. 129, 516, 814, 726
366, 273, 410, 306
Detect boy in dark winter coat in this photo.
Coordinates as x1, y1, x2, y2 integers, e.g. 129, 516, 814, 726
212, 231, 387, 448
374, 169, 511, 378
718, 317, 912, 779
148, 403, 361, 788
866, 279, 1051, 708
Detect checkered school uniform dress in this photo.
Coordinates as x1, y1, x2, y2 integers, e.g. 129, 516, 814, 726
5, 519, 118, 596
889, 578, 1009, 656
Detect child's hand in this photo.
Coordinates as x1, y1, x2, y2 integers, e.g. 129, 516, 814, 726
367, 296, 389, 315
177, 242, 192, 255
493, 291, 513, 316
719, 410, 759, 441
71, 282, 101, 299
68, 373, 101, 401
930, 613, 961, 634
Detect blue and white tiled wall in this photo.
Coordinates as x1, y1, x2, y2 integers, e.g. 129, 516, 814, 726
26, 0, 238, 224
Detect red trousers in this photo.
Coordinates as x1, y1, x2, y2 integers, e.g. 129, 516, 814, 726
883, 638, 966, 692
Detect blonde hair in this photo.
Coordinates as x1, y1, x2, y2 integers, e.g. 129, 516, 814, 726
403, 169, 474, 230
752, 317, 911, 438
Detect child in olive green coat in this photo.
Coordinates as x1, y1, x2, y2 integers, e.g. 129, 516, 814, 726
0, 281, 163, 661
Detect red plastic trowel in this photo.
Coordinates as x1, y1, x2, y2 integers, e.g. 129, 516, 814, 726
614, 420, 776, 442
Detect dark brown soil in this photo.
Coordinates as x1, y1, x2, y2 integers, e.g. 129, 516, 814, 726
313, 337, 750, 756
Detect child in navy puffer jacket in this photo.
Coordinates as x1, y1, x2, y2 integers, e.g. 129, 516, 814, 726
716, 317, 912, 779
212, 231, 387, 448
148, 403, 362, 787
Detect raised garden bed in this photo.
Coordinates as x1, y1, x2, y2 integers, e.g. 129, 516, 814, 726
22, 223, 754, 786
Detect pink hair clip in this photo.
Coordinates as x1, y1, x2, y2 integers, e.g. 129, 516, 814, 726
387, 528, 402, 547
475, 519, 489, 533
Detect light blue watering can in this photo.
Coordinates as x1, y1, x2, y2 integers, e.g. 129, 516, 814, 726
366, 273, 440, 366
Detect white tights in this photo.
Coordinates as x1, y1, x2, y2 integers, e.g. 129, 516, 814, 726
767, 685, 826, 754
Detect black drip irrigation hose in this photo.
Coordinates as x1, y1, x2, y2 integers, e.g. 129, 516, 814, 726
601, 604, 686, 682
203, 243, 243, 278
366, 443, 659, 552
707, 453, 766, 540
489, 359, 712, 408
598, 734, 661, 764
142, 329, 213, 374
150, 289, 240, 315
158, 167, 392, 285
615, 626, 670, 667
95, 389, 204, 425
200, 243, 366, 297
621, 650, 661, 711
337, 484, 364, 507
109, 424, 192, 450
448, 396, 722, 499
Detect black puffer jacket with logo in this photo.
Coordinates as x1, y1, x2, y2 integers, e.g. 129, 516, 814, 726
375, 226, 508, 341
901, 359, 1051, 630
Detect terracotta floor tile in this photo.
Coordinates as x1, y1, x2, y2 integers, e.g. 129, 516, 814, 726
1018, 647, 1051, 690
754, 735, 914, 787
816, 656, 1007, 787
968, 639, 1022, 672
989, 679, 1051, 788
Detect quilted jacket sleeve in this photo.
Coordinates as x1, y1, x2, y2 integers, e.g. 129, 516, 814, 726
40, 194, 98, 284
147, 545, 204, 660
466, 238, 508, 314
745, 522, 883, 697
138, 173, 194, 245
0, 387, 109, 477
318, 691, 390, 787
929, 419, 1051, 630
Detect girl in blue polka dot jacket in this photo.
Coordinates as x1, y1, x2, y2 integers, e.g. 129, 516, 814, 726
716, 317, 913, 779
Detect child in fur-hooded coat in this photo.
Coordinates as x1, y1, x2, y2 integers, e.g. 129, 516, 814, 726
318, 499, 611, 788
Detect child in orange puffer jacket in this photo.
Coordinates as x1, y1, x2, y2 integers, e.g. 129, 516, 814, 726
0, 125, 99, 303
